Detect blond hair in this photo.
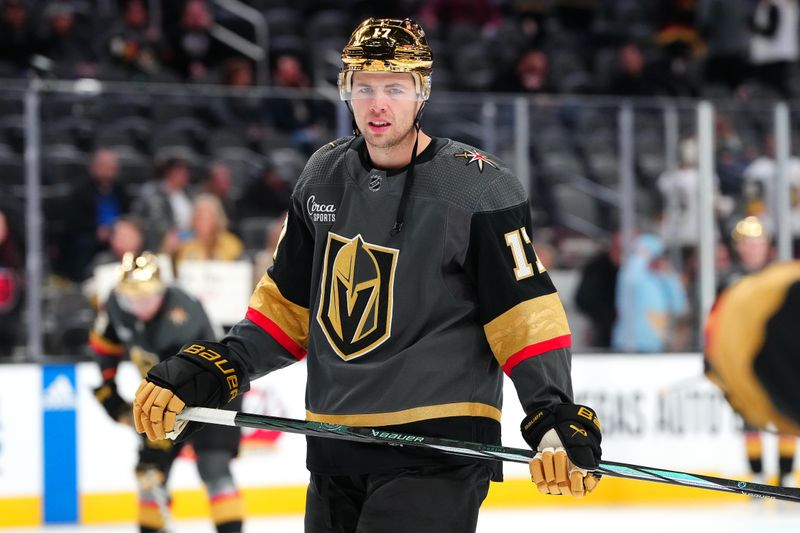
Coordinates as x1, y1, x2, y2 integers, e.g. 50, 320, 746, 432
192, 193, 229, 233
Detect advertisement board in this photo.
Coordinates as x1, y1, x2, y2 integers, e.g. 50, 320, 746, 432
0, 354, 776, 526
0, 366, 41, 498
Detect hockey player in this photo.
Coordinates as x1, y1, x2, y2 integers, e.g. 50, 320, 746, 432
706, 260, 800, 434
133, 18, 602, 532
709, 217, 797, 486
91, 252, 244, 533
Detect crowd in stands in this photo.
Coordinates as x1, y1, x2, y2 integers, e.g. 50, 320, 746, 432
1, 0, 800, 357
0, 1, 798, 100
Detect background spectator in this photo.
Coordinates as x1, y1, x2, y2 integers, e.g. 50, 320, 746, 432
37, 1, 98, 78
90, 216, 145, 270
492, 49, 552, 93
63, 148, 130, 281
715, 113, 749, 198
695, 0, 751, 95
84, 216, 146, 309
0, 0, 37, 74
200, 161, 237, 225
0, 207, 23, 357
163, 0, 220, 81
131, 156, 193, 254
658, 138, 708, 250
417, 0, 503, 35
574, 232, 622, 349
208, 56, 268, 148
749, 0, 799, 99
175, 193, 243, 264
267, 53, 327, 154
612, 234, 689, 353
237, 163, 291, 220
98, 0, 162, 80
606, 43, 661, 97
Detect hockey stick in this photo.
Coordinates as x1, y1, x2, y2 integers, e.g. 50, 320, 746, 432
177, 407, 800, 503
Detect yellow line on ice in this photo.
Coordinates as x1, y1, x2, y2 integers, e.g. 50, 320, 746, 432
0, 475, 769, 526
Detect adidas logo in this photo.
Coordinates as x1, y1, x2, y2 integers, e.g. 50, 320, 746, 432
43, 375, 76, 410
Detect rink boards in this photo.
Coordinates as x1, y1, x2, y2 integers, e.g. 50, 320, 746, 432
0, 354, 776, 527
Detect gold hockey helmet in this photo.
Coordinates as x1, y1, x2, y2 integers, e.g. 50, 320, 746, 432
116, 251, 165, 297
732, 216, 768, 241
338, 18, 433, 102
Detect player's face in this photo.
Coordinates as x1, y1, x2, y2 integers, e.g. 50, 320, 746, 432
119, 290, 165, 322
736, 235, 770, 271
350, 72, 422, 150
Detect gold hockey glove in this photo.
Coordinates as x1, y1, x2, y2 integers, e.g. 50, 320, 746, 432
133, 341, 246, 441
133, 381, 186, 441
521, 404, 602, 497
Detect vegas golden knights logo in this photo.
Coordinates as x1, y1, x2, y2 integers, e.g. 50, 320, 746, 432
317, 232, 399, 361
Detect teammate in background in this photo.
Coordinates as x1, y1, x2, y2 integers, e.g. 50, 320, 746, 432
705, 261, 800, 470
91, 252, 244, 533
718, 216, 774, 291
133, 18, 602, 532
713, 216, 795, 486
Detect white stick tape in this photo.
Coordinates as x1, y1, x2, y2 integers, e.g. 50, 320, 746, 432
178, 407, 237, 426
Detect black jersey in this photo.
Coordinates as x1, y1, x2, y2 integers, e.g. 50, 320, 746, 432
91, 286, 216, 380
222, 136, 574, 478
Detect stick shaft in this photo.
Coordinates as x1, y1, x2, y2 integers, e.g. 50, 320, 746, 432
179, 407, 800, 503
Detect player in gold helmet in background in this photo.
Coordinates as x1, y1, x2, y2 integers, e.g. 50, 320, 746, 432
708, 217, 797, 487
91, 252, 245, 533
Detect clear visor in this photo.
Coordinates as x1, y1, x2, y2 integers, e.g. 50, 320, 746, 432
339, 71, 430, 102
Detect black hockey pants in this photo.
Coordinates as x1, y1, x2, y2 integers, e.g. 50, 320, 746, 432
304, 463, 491, 533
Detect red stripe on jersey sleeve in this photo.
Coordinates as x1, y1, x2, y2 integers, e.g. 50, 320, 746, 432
501, 334, 572, 376
245, 307, 307, 361
89, 335, 124, 356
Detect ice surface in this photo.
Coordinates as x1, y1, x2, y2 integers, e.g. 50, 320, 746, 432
17, 502, 800, 533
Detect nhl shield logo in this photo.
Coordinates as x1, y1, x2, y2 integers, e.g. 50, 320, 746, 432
317, 232, 399, 361
369, 173, 382, 191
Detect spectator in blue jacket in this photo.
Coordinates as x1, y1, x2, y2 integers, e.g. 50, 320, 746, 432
612, 234, 689, 352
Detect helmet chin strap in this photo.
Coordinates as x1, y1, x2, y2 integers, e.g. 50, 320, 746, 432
391, 102, 426, 235
345, 100, 360, 135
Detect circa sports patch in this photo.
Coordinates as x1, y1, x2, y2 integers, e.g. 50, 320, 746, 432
317, 232, 399, 361
306, 194, 337, 223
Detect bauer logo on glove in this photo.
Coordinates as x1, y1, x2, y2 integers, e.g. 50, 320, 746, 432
521, 403, 602, 497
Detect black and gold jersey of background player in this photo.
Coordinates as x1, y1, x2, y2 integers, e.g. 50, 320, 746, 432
705, 261, 800, 435
222, 135, 574, 479
90, 287, 217, 381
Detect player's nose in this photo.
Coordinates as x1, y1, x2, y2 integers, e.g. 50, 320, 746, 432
369, 99, 388, 113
